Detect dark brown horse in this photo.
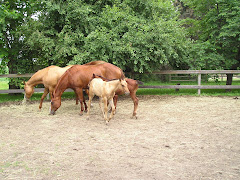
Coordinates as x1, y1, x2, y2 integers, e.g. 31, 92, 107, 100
91, 74, 142, 119
50, 63, 125, 115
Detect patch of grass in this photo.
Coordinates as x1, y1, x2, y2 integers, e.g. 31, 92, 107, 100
136, 88, 240, 96
138, 80, 240, 96
0, 78, 9, 90
0, 92, 78, 103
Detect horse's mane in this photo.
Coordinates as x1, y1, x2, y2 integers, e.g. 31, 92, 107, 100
53, 66, 73, 97
84, 61, 106, 65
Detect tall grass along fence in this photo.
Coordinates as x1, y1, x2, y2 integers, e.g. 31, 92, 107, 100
136, 70, 240, 95
1, 70, 240, 95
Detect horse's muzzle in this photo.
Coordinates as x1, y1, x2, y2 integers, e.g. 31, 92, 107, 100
49, 110, 56, 115
125, 92, 130, 95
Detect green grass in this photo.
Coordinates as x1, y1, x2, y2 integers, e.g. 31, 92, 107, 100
138, 80, 240, 96
0, 79, 240, 103
0, 78, 9, 90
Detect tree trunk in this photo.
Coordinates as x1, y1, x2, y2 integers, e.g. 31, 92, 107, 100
226, 74, 233, 92
7, 58, 20, 95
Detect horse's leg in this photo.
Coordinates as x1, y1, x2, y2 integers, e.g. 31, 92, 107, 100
98, 98, 104, 117
83, 95, 88, 112
112, 95, 118, 115
74, 90, 79, 105
74, 90, 87, 111
103, 97, 109, 124
87, 93, 93, 120
76, 88, 85, 116
85, 89, 93, 107
108, 98, 115, 121
39, 88, 49, 110
130, 91, 138, 119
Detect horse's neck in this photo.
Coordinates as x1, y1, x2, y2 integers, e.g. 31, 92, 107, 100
54, 73, 69, 97
107, 80, 120, 93
27, 71, 44, 87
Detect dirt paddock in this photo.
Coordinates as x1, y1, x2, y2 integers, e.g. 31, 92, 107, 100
0, 95, 240, 179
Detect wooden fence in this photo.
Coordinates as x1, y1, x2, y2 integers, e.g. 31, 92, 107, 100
137, 70, 240, 95
1, 70, 240, 95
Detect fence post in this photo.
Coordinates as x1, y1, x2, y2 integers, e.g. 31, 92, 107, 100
198, 73, 201, 95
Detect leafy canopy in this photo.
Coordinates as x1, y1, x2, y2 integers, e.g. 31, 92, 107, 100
25, 0, 191, 72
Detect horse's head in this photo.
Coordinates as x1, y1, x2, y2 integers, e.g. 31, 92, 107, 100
49, 93, 61, 115
24, 82, 34, 99
119, 79, 130, 95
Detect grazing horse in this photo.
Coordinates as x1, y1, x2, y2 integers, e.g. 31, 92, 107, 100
87, 74, 130, 124
50, 63, 125, 115
23, 65, 74, 109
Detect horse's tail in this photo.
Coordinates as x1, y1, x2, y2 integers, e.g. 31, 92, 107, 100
136, 80, 144, 85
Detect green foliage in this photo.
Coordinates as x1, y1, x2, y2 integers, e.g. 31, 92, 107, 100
24, 0, 191, 72
2, 0, 239, 89
0, 0, 42, 73
180, 0, 240, 70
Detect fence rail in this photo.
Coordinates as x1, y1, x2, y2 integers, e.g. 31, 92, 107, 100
1, 70, 240, 95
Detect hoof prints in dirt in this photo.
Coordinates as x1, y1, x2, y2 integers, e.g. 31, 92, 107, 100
0, 96, 240, 180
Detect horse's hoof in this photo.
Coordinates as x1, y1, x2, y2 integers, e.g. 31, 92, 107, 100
79, 113, 83, 116
131, 115, 137, 119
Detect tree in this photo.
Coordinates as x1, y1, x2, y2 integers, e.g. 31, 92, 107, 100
25, 0, 191, 73
0, 0, 41, 89
179, 0, 240, 84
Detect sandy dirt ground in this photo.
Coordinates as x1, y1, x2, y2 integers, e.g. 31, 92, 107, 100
0, 95, 240, 180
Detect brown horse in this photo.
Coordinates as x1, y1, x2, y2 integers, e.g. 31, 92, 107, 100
23, 65, 74, 109
89, 74, 142, 119
50, 63, 125, 115
87, 74, 129, 124
115, 78, 142, 119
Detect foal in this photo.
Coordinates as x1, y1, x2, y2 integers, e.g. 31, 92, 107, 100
87, 74, 129, 124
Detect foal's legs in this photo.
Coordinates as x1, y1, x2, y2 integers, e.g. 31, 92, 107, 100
108, 98, 115, 121
99, 98, 105, 117
102, 97, 109, 124
87, 92, 94, 119
39, 88, 49, 110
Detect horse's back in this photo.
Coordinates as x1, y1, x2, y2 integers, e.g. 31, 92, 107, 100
70, 63, 123, 79
56, 63, 124, 89
43, 65, 73, 88
89, 78, 105, 96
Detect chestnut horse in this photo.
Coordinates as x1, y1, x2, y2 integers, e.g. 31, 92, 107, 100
87, 74, 129, 124
23, 65, 74, 109
50, 63, 125, 115
23, 61, 106, 109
